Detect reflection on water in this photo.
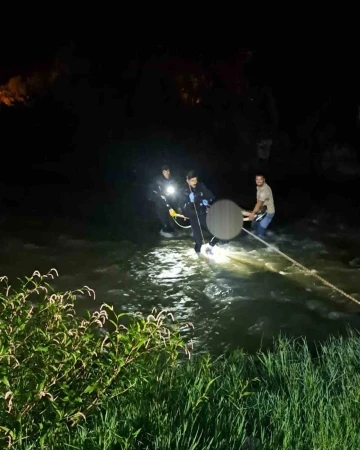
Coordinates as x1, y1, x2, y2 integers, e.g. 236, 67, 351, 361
1, 214, 360, 355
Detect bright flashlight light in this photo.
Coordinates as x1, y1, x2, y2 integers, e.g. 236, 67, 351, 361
167, 186, 175, 195
200, 244, 228, 263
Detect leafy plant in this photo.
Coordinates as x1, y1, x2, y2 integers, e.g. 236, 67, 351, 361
0, 269, 188, 448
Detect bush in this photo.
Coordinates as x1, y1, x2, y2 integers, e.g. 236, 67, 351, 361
0, 270, 188, 449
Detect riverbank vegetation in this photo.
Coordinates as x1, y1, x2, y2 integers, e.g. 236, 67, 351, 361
1, 270, 359, 449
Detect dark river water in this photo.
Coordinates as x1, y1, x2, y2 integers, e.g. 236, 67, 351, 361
1, 190, 360, 356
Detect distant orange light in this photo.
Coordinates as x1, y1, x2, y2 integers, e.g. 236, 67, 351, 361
0, 59, 65, 106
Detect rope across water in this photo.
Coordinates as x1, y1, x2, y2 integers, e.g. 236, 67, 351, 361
240, 227, 360, 306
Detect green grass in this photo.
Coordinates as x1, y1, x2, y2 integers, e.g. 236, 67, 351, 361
1, 270, 360, 449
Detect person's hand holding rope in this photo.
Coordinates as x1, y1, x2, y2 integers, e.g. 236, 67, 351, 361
169, 209, 188, 220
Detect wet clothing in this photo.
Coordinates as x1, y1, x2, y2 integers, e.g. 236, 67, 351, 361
177, 181, 219, 252
251, 212, 275, 238
190, 214, 218, 252
148, 175, 178, 232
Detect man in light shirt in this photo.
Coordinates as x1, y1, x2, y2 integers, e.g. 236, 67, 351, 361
243, 174, 275, 238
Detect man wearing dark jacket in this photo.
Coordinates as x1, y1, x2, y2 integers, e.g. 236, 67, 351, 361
178, 170, 219, 254
148, 164, 179, 237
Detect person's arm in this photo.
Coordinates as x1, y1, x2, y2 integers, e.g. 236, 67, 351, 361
149, 178, 160, 200
180, 187, 197, 218
252, 200, 264, 214
169, 187, 188, 219
201, 183, 215, 204
248, 196, 264, 220
248, 200, 263, 220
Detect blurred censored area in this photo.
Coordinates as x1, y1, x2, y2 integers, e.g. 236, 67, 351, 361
206, 199, 244, 240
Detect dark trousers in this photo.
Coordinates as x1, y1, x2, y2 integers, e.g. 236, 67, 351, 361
155, 199, 174, 231
190, 213, 219, 252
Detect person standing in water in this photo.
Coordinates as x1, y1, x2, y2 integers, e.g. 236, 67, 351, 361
177, 170, 219, 254
243, 173, 275, 238
148, 164, 179, 237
